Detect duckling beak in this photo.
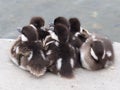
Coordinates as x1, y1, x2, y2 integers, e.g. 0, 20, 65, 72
17, 27, 22, 33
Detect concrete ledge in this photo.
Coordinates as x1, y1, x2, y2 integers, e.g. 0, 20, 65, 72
0, 39, 120, 90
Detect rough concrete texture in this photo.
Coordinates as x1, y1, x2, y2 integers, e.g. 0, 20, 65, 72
0, 0, 120, 42
0, 39, 120, 90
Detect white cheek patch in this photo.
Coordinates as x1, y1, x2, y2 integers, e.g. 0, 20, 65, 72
75, 32, 80, 37
43, 35, 51, 47
28, 51, 33, 61
48, 31, 59, 41
21, 34, 28, 42
90, 48, 98, 61
55, 41, 59, 46
70, 58, 74, 68
29, 24, 37, 30
106, 51, 112, 57
102, 50, 106, 59
40, 50, 46, 60
46, 50, 52, 55
56, 58, 62, 71
45, 41, 54, 46
16, 46, 19, 54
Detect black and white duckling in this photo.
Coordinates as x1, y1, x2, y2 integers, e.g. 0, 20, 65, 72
67, 18, 83, 68
69, 17, 91, 42
30, 16, 50, 40
10, 25, 49, 77
10, 25, 39, 66
48, 24, 77, 78
51, 17, 83, 68
80, 34, 114, 70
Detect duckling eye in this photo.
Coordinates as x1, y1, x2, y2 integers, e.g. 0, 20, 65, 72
82, 29, 86, 33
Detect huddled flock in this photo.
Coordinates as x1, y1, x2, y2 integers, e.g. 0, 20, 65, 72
9, 16, 114, 78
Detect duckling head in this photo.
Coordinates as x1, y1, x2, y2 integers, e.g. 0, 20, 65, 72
30, 16, 45, 30
54, 24, 69, 43
19, 25, 39, 42
53, 16, 69, 28
69, 17, 81, 33
77, 29, 90, 42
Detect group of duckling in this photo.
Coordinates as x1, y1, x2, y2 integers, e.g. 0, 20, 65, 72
9, 16, 114, 78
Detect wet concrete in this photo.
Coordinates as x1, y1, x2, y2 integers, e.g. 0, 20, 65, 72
0, 0, 120, 42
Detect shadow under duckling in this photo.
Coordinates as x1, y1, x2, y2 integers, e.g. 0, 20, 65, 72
10, 25, 50, 77
80, 33, 114, 70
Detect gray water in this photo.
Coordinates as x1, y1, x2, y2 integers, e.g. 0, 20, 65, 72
0, 0, 120, 42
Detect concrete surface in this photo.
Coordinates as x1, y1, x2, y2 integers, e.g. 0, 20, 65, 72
0, 39, 120, 90
0, 0, 120, 42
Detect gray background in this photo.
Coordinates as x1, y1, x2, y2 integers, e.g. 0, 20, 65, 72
0, 0, 120, 42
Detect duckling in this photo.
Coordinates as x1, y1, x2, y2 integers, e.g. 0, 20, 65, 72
44, 37, 60, 73
10, 25, 38, 66
48, 24, 77, 78
69, 17, 90, 42
30, 16, 50, 40
80, 34, 114, 70
10, 25, 49, 77
51, 17, 83, 68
